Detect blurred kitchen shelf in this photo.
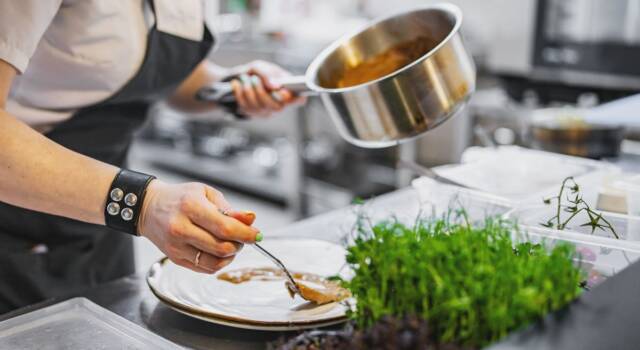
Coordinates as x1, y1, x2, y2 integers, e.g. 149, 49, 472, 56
131, 141, 291, 203
129, 141, 362, 216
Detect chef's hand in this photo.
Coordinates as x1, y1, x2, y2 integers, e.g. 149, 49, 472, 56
137, 180, 259, 274
230, 60, 304, 118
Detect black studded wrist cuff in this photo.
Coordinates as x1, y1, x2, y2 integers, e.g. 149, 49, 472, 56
105, 169, 156, 236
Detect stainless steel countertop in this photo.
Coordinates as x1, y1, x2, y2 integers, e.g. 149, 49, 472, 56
0, 273, 288, 350
4, 175, 640, 349
0, 188, 419, 350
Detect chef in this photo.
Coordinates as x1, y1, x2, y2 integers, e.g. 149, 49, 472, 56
0, 0, 301, 314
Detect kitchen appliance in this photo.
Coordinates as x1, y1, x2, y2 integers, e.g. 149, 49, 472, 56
485, 0, 640, 104
529, 108, 626, 159
199, 4, 476, 148
533, 0, 640, 90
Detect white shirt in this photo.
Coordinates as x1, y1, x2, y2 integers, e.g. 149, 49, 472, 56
0, 0, 205, 129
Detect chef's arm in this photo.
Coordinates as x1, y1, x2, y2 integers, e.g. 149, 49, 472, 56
166, 60, 298, 115
166, 61, 230, 114
0, 61, 119, 224
0, 59, 259, 273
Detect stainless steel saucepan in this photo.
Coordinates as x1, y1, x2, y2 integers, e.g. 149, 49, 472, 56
197, 3, 476, 148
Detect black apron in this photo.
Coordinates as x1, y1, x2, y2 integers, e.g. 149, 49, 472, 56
0, 3, 214, 314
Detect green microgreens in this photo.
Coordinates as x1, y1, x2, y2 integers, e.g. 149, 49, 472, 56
541, 177, 619, 239
343, 212, 584, 348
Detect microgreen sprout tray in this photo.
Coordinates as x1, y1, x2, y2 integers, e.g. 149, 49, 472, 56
412, 178, 640, 286
512, 226, 640, 287
509, 205, 640, 245
412, 177, 513, 220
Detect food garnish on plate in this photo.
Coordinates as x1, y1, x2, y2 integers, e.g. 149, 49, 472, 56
217, 267, 350, 305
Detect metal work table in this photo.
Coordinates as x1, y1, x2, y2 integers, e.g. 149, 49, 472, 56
0, 274, 286, 350
2, 185, 640, 349
0, 189, 419, 350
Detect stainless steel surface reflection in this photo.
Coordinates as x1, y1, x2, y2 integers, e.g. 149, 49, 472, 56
306, 4, 476, 148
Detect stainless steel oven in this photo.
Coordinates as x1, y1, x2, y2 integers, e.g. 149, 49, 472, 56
532, 0, 640, 90
482, 0, 640, 104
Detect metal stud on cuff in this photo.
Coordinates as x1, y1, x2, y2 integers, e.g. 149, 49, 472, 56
105, 169, 156, 236
107, 202, 121, 216
121, 208, 134, 221
124, 193, 138, 206
110, 188, 124, 202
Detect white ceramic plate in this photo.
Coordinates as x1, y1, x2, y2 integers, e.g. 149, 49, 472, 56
146, 238, 350, 331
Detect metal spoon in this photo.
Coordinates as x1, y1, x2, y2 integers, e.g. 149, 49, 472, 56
252, 243, 301, 296
217, 209, 301, 295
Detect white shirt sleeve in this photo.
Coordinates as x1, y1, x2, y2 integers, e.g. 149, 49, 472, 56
0, 0, 63, 73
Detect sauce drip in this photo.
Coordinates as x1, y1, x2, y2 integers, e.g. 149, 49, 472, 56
334, 36, 438, 88
217, 267, 351, 305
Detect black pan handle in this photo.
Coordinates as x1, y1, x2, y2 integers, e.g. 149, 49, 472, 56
195, 75, 311, 105
195, 75, 310, 119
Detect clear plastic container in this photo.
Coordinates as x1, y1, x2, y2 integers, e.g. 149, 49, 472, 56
432, 146, 619, 203
509, 205, 640, 245
412, 179, 640, 287
0, 297, 180, 350
617, 174, 640, 217
412, 177, 513, 221
513, 226, 640, 287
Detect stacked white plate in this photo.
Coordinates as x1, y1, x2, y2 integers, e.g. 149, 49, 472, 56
147, 238, 350, 331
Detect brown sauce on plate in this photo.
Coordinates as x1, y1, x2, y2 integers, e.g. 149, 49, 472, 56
335, 36, 438, 88
217, 267, 351, 305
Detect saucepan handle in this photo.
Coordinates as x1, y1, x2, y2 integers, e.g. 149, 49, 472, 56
195, 75, 312, 106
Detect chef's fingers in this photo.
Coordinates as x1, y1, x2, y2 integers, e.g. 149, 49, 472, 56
202, 191, 257, 236
251, 75, 283, 112
231, 79, 253, 114
239, 74, 263, 111
183, 245, 235, 273
204, 186, 256, 226
219, 209, 256, 227
274, 89, 306, 106
204, 186, 231, 212
247, 69, 296, 110
231, 211, 256, 226
272, 89, 291, 103
173, 258, 213, 274
247, 64, 290, 90
187, 196, 261, 243
183, 223, 243, 258
197, 253, 234, 273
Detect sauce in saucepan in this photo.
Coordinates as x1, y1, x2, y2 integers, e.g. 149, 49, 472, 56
334, 36, 438, 88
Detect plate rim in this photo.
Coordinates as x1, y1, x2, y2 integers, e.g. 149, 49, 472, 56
160, 297, 348, 331
146, 238, 349, 329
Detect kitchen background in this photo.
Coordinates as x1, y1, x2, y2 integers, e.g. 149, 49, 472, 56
132, 0, 640, 271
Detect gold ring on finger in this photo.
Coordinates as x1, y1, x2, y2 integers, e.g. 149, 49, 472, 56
195, 250, 202, 267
